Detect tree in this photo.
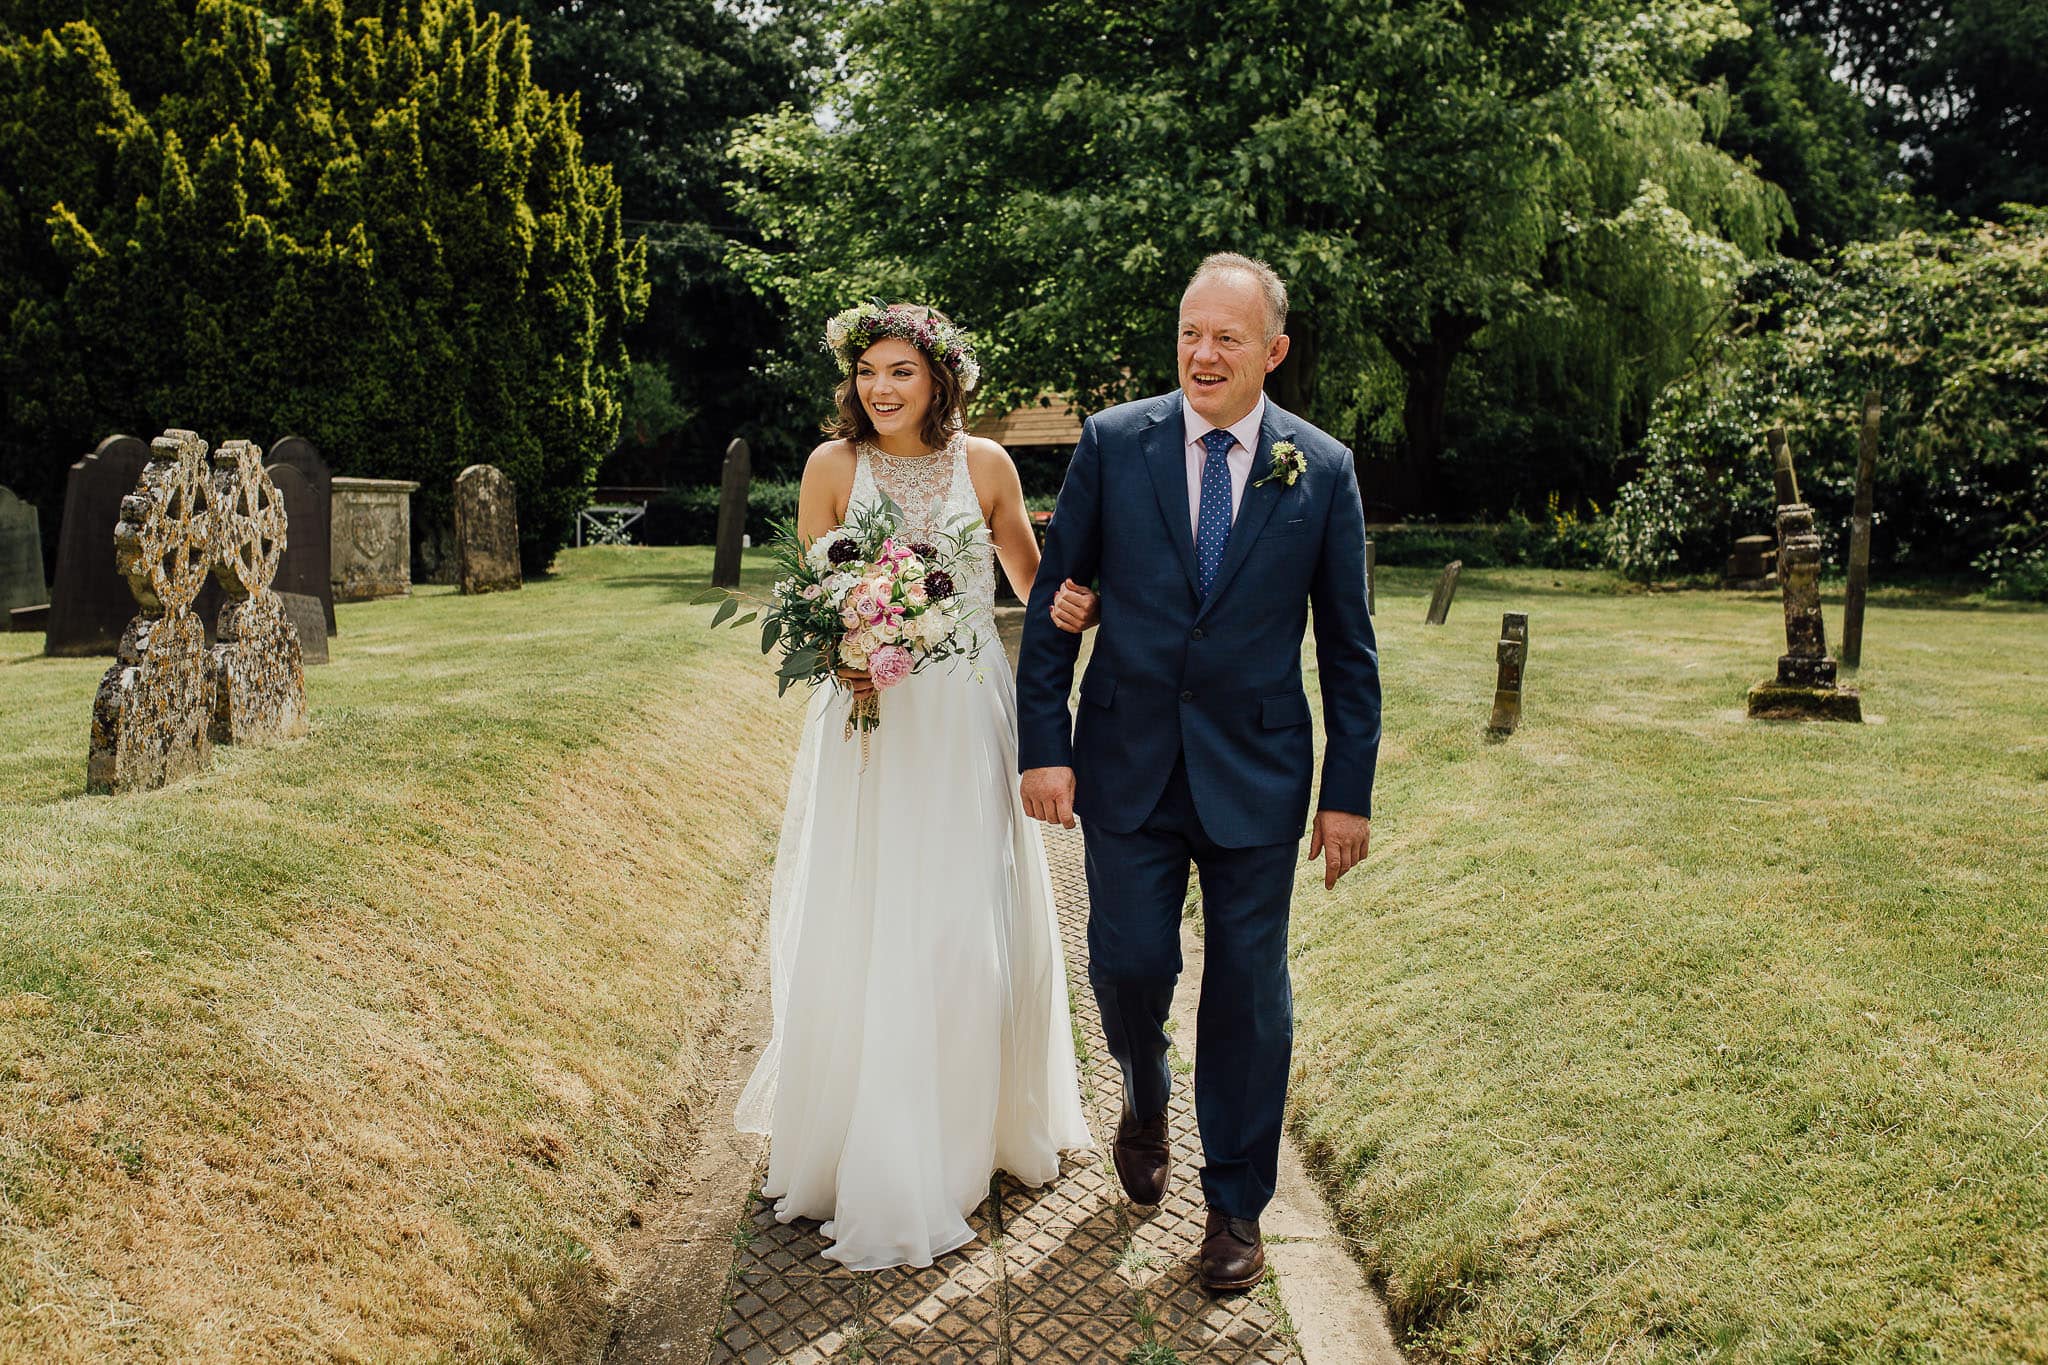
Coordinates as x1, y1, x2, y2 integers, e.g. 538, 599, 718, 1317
727, 0, 1789, 510
0, 0, 645, 575
503, 0, 822, 484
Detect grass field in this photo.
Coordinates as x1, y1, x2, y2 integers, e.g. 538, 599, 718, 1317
1291, 567, 2048, 1362
0, 547, 802, 1362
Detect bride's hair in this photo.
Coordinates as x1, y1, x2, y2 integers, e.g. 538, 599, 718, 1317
823, 304, 970, 452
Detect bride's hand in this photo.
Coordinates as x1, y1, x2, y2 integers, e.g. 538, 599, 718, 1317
836, 666, 875, 699
1049, 579, 1100, 633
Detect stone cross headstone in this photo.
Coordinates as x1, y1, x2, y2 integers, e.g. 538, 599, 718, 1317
1363, 536, 1376, 616
88, 431, 216, 794
207, 439, 309, 746
47, 434, 151, 656
268, 436, 336, 633
1487, 611, 1528, 736
454, 463, 522, 594
1423, 560, 1462, 626
331, 477, 419, 601
0, 486, 47, 616
1747, 427, 1861, 721
1840, 391, 1881, 669
713, 436, 752, 589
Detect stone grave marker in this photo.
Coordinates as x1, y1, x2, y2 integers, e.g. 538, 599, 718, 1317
1423, 560, 1462, 625
88, 431, 216, 793
1747, 427, 1861, 721
1724, 534, 1777, 589
280, 592, 329, 665
268, 436, 336, 633
1487, 611, 1529, 736
1840, 391, 1881, 669
454, 463, 522, 594
1364, 536, 1376, 615
1, 486, 47, 616
47, 434, 151, 656
331, 476, 419, 600
207, 439, 309, 746
713, 436, 752, 588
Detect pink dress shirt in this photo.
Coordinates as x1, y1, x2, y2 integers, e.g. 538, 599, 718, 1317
1180, 392, 1266, 537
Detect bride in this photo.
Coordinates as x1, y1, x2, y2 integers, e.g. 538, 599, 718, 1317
734, 302, 1099, 1270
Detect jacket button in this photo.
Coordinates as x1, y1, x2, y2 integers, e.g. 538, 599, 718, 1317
1191, 628, 1205, 640
1180, 690, 1195, 703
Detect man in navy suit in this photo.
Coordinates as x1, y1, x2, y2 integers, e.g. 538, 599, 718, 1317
1016, 253, 1381, 1292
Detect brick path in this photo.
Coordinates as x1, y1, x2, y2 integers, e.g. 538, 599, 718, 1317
705, 824, 1302, 1364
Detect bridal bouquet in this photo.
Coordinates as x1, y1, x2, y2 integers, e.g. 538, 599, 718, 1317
707, 495, 986, 744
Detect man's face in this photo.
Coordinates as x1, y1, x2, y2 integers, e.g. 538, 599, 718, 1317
1177, 273, 1289, 427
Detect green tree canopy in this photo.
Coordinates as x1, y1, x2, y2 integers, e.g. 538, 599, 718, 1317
0, 0, 645, 574
728, 0, 1790, 516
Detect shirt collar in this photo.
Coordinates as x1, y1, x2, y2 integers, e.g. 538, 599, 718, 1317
1181, 391, 1267, 456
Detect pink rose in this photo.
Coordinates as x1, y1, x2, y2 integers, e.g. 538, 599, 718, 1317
868, 645, 913, 689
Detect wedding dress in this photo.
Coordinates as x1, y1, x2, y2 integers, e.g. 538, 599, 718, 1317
734, 431, 1093, 1270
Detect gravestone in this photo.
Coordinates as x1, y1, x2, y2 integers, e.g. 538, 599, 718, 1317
47, 434, 151, 656
12, 605, 49, 632
1840, 391, 1881, 669
1, 486, 47, 616
454, 463, 522, 594
1487, 611, 1529, 736
280, 592, 329, 665
713, 437, 752, 588
331, 477, 419, 600
88, 431, 216, 793
1746, 427, 1861, 722
1363, 537, 1376, 615
1423, 560, 1462, 626
268, 437, 336, 633
1724, 534, 1778, 589
207, 439, 309, 746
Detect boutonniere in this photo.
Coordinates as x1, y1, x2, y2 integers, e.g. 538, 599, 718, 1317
1254, 440, 1305, 488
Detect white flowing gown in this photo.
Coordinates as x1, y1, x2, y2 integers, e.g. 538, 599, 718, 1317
734, 432, 1093, 1270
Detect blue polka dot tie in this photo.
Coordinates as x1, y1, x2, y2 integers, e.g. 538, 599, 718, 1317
1196, 428, 1236, 599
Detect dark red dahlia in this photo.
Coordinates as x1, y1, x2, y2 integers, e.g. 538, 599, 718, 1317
908, 541, 938, 560
826, 538, 861, 565
924, 570, 956, 601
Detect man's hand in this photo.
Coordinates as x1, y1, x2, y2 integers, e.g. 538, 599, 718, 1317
1021, 766, 1077, 829
836, 666, 875, 699
1307, 810, 1371, 889
1049, 579, 1100, 634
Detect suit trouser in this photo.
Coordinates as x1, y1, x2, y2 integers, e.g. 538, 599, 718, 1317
1082, 754, 1297, 1220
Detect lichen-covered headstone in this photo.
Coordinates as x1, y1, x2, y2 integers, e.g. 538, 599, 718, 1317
87, 431, 216, 794
1487, 611, 1528, 736
454, 463, 522, 594
331, 477, 419, 601
47, 435, 151, 656
1423, 560, 1462, 626
208, 439, 309, 746
0, 486, 47, 616
1747, 427, 1862, 722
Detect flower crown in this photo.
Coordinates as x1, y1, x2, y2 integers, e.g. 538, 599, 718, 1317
824, 301, 981, 393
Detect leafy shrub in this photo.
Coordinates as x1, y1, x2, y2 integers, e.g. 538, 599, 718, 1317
636, 481, 802, 546
1371, 500, 1607, 571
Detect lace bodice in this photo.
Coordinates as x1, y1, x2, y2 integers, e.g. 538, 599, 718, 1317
850, 432, 998, 636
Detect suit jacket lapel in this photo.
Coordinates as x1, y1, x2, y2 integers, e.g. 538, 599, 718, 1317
1139, 395, 1201, 598
1195, 402, 1293, 621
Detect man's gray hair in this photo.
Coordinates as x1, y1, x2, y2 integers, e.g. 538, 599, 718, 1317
1185, 252, 1289, 341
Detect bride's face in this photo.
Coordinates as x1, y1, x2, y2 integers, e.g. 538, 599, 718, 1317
855, 339, 934, 441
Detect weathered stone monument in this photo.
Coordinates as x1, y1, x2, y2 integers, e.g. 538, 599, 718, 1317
1363, 536, 1376, 615
1724, 534, 1778, 590
207, 439, 309, 746
1423, 560, 1462, 626
280, 592, 329, 665
1747, 427, 1862, 722
88, 431, 216, 794
1840, 390, 1881, 669
1487, 611, 1529, 736
331, 476, 418, 601
454, 464, 522, 594
267, 437, 336, 633
712, 436, 752, 589
47, 435, 151, 655
1, 486, 47, 617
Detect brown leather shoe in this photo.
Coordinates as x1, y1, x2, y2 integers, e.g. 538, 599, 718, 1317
1111, 1108, 1171, 1205
1198, 1209, 1266, 1292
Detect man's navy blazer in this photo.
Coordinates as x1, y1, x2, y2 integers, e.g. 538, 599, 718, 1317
1015, 391, 1381, 848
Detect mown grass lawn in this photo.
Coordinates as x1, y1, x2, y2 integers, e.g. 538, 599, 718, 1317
0, 546, 801, 1362
1290, 567, 2048, 1362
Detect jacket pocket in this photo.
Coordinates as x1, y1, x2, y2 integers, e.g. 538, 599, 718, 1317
1260, 691, 1311, 729
1261, 516, 1310, 540
1079, 672, 1118, 708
